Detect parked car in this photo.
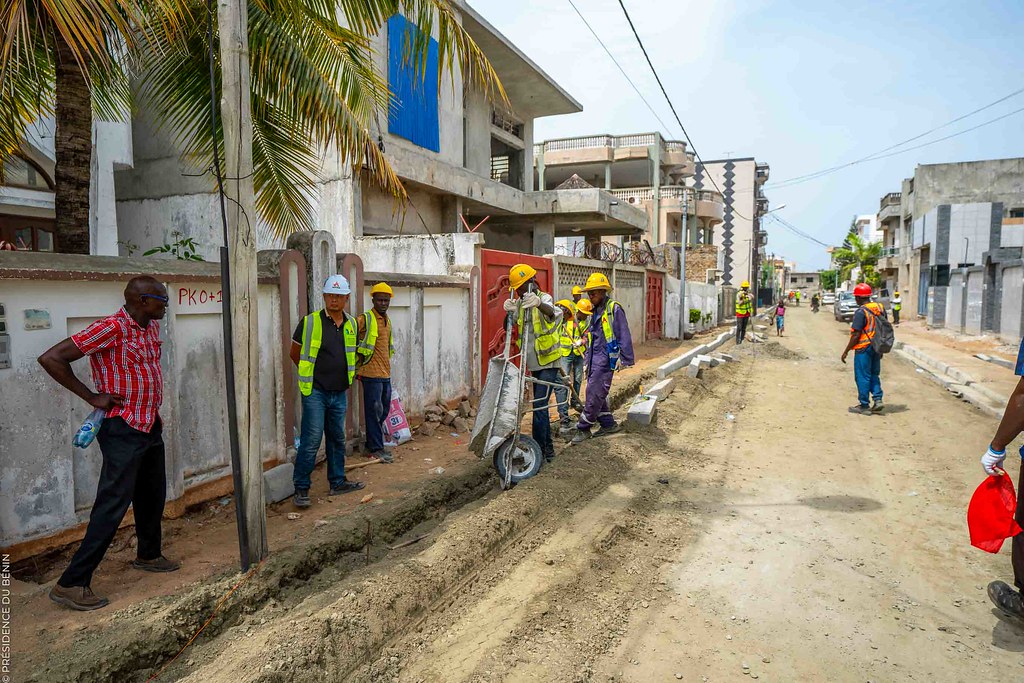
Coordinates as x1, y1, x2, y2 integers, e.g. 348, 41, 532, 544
834, 291, 858, 322
821, 292, 836, 306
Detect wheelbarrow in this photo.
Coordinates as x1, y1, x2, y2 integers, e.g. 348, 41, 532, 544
470, 292, 575, 489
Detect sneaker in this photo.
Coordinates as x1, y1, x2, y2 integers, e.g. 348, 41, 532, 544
570, 429, 592, 445
848, 405, 871, 415
370, 450, 394, 464
49, 584, 109, 611
988, 581, 1024, 620
871, 401, 884, 413
131, 555, 180, 573
329, 481, 366, 496
294, 489, 311, 508
594, 423, 621, 437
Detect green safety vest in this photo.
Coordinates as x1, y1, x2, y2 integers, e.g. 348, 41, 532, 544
297, 311, 357, 396
357, 310, 394, 362
736, 291, 753, 316
516, 294, 563, 366
560, 318, 586, 357
588, 300, 620, 348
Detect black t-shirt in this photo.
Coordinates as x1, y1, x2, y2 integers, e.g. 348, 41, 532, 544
292, 310, 351, 392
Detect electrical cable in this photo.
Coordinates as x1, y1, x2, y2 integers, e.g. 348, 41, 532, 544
769, 87, 1024, 189
766, 213, 832, 248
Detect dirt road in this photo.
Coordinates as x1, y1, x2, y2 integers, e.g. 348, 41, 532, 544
342, 306, 1023, 682
34, 309, 1021, 682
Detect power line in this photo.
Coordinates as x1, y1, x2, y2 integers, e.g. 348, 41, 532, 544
767, 213, 832, 249
769, 86, 1024, 189
564, 0, 675, 140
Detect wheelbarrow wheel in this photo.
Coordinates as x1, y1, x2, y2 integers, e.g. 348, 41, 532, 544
493, 434, 543, 485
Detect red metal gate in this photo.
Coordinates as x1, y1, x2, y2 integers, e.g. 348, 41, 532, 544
646, 271, 664, 340
480, 249, 552, 382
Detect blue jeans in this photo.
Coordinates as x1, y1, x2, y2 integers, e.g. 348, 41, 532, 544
532, 367, 559, 455
294, 388, 348, 491
360, 377, 392, 453
556, 355, 585, 421
854, 348, 883, 407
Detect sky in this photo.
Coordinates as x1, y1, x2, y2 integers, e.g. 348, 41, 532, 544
472, 0, 1024, 270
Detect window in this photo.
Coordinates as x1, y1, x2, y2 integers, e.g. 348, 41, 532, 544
1010, 208, 1024, 219
1, 155, 53, 191
790, 276, 798, 284
0, 216, 56, 251
806, 277, 814, 283
387, 14, 440, 152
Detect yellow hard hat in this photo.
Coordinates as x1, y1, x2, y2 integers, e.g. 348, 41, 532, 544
582, 272, 612, 292
555, 299, 576, 313
572, 285, 583, 296
576, 299, 594, 315
370, 282, 393, 296
894, 291, 900, 296
740, 280, 751, 289
509, 263, 537, 291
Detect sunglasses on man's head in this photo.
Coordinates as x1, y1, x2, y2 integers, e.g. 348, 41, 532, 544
141, 294, 169, 303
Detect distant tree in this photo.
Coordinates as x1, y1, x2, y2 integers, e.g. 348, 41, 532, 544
832, 234, 882, 284
819, 269, 838, 291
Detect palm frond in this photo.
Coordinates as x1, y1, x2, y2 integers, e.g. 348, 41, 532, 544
0, 39, 53, 157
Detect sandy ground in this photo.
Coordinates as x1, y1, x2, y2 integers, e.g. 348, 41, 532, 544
349, 306, 1024, 682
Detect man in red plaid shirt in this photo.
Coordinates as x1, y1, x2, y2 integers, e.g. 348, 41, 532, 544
39, 275, 180, 610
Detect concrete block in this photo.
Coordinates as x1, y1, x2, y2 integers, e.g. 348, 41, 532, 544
263, 463, 295, 504
714, 353, 736, 362
627, 396, 658, 425
646, 378, 677, 401
754, 325, 768, 332
978, 354, 1014, 370
686, 359, 703, 378
695, 354, 713, 367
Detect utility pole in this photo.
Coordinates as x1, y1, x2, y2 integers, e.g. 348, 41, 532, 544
217, 0, 267, 568
678, 188, 689, 337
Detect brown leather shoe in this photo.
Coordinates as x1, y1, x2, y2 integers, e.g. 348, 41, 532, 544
49, 584, 109, 611
131, 555, 181, 573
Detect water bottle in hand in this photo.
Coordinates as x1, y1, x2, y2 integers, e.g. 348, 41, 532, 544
73, 408, 106, 448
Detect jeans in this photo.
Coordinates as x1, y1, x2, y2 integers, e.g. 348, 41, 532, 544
360, 377, 392, 453
893, 308, 901, 325
556, 354, 585, 421
60, 417, 166, 587
532, 367, 559, 455
736, 316, 749, 343
853, 348, 883, 407
294, 388, 348, 491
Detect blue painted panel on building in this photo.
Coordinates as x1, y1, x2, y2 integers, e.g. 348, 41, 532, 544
387, 14, 440, 153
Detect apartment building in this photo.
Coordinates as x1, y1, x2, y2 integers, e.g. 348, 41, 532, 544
533, 132, 726, 273
694, 158, 771, 287
110, 2, 646, 262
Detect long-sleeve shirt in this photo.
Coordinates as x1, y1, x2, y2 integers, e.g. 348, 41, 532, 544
585, 300, 634, 371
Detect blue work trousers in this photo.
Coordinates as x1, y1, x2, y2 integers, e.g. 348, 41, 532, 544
294, 388, 348, 491
854, 348, 883, 407
532, 367, 559, 456
360, 377, 392, 453
556, 354, 585, 421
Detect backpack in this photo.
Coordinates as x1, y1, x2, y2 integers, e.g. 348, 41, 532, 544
865, 305, 895, 355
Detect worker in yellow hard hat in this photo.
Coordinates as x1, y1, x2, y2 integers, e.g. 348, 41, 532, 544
735, 280, 753, 344
357, 282, 396, 462
891, 290, 902, 326
504, 264, 563, 462
554, 299, 586, 430
572, 271, 634, 444
571, 285, 584, 305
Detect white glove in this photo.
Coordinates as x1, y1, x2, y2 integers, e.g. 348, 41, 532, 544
521, 292, 541, 309
982, 446, 1007, 476
503, 298, 518, 313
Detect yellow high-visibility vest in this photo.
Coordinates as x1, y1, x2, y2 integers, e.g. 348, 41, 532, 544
516, 294, 562, 366
297, 311, 357, 396
357, 310, 394, 362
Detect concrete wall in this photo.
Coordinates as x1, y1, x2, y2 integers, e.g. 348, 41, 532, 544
999, 263, 1023, 342
685, 282, 719, 333
664, 275, 681, 339
914, 158, 1024, 219
786, 271, 820, 297
354, 233, 482, 277
697, 159, 758, 287
0, 259, 289, 550
549, 255, 647, 344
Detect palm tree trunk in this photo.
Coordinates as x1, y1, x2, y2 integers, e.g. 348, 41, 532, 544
54, 34, 93, 254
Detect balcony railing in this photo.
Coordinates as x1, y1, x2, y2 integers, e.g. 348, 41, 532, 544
879, 191, 902, 209
604, 186, 723, 206
491, 110, 523, 138
538, 132, 690, 154
879, 245, 900, 258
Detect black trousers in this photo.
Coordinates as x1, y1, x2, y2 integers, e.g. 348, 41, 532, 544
59, 417, 166, 587
736, 316, 750, 343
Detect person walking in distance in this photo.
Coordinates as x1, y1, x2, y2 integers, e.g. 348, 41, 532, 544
735, 280, 754, 344
504, 264, 563, 462
891, 291, 902, 326
572, 273, 634, 444
290, 274, 365, 508
771, 298, 786, 337
357, 282, 395, 464
554, 298, 587, 433
981, 336, 1024, 619
840, 283, 887, 415
39, 276, 179, 611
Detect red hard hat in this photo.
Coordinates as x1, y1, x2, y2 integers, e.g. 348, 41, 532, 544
853, 283, 872, 297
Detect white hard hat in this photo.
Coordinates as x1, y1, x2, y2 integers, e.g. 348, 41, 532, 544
322, 274, 351, 295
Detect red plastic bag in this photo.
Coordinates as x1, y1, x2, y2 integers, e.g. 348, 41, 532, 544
968, 473, 1023, 553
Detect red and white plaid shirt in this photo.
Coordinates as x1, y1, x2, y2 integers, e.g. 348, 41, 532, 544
71, 307, 164, 433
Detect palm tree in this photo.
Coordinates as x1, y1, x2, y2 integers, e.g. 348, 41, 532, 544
832, 234, 882, 284
2, 0, 505, 251
1, 0, 184, 253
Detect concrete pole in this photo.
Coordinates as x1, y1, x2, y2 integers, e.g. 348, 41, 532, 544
650, 136, 661, 244
679, 188, 688, 337
218, 0, 267, 566
604, 162, 612, 190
